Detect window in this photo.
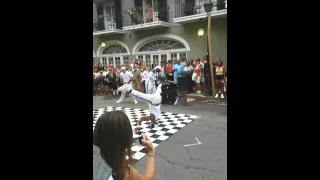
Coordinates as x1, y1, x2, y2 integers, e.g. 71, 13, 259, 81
138, 40, 185, 52
102, 45, 127, 54
170, 53, 177, 59
123, 56, 129, 65
137, 55, 144, 63
179, 52, 186, 59
108, 57, 113, 65
160, 54, 167, 63
145, 55, 151, 69
102, 57, 107, 66
153, 55, 159, 66
115, 57, 121, 67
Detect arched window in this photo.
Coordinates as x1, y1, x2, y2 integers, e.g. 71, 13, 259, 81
132, 34, 190, 69
97, 40, 131, 67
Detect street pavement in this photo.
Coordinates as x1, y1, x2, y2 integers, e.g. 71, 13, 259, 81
93, 95, 227, 180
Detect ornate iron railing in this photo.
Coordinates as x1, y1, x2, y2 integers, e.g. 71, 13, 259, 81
122, 4, 169, 27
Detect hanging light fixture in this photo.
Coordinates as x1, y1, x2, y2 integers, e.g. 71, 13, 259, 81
198, 28, 204, 37
101, 42, 106, 47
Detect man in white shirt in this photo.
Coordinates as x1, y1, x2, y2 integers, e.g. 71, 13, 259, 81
117, 83, 162, 127
116, 67, 134, 103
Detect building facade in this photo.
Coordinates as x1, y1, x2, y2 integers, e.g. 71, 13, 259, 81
93, 0, 227, 69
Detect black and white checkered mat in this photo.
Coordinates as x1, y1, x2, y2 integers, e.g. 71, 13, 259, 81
93, 106, 199, 162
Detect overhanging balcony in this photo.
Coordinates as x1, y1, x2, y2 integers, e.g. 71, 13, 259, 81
173, 0, 227, 24
122, 5, 171, 31
93, 15, 125, 36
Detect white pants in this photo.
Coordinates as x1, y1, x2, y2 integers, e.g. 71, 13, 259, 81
118, 82, 137, 102
145, 79, 156, 94
131, 89, 161, 105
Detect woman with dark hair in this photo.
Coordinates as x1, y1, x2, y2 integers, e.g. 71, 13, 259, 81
166, 60, 173, 82
93, 111, 155, 180
214, 59, 226, 99
151, 63, 155, 70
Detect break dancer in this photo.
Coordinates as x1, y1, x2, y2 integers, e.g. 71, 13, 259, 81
116, 67, 137, 104
117, 83, 162, 127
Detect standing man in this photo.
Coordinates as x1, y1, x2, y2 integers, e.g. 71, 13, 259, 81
131, 65, 141, 104
172, 59, 179, 84
116, 67, 134, 103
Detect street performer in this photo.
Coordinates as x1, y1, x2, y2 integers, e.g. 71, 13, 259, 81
117, 83, 162, 127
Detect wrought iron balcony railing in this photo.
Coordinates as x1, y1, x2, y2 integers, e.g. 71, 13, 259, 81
93, 15, 117, 32
174, 0, 226, 18
122, 4, 169, 27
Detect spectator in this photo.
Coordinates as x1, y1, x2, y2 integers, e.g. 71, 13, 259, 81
214, 58, 226, 99
166, 60, 173, 82
172, 59, 179, 84
200, 57, 206, 92
184, 60, 193, 72
194, 58, 202, 94
93, 69, 100, 96
93, 111, 155, 180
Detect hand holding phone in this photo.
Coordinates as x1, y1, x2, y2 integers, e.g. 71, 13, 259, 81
139, 133, 146, 145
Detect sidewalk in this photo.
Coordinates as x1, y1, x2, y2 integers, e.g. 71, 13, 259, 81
186, 93, 227, 105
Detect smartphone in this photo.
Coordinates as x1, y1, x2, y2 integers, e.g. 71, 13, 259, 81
138, 134, 146, 145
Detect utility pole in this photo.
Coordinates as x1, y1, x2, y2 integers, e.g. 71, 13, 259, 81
203, 0, 215, 96
207, 11, 215, 96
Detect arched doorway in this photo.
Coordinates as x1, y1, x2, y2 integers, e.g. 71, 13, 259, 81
96, 40, 131, 67
132, 34, 190, 69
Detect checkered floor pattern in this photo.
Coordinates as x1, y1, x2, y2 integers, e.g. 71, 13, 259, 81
93, 106, 199, 163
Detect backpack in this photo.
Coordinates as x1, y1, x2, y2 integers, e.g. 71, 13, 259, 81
93, 145, 114, 180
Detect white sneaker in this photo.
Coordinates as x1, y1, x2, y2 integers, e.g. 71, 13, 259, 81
221, 94, 224, 99
116, 100, 123, 103
156, 83, 162, 94
215, 93, 219, 98
134, 100, 138, 104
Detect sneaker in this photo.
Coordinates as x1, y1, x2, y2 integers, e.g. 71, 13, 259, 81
221, 94, 224, 99
156, 83, 162, 94
134, 100, 138, 104
198, 91, 201, 95
215, 93, 219, 98
117, 83, 132, 92
116, 100, 123, 103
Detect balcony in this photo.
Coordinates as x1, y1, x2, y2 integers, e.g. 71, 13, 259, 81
122, 5, 171, 31
93, 15, 125, 36
173, 0, 227, 24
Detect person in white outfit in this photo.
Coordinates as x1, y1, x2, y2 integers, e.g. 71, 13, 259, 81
116, 67, 135, 103
145, 70, 157, 94
117, 83, 162, 126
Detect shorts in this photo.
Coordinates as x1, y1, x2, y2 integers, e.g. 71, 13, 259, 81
195, 76, 201, 83
167, 73, 173, 81
216, 75, 224, 80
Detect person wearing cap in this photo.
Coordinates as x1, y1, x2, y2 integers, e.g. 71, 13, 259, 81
116, 67, 134, 103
